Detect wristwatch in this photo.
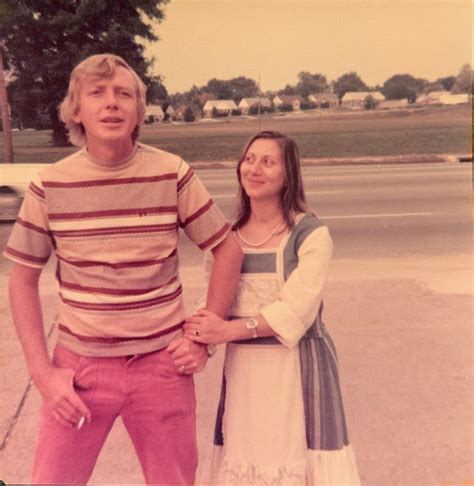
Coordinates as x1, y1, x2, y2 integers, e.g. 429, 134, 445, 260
245, 317, 259, 338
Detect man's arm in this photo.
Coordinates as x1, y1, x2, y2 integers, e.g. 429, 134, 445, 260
206, 232, 243, 318
9, 263, 91, 427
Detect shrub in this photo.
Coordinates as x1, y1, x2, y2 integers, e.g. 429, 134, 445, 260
364, 95, 378, 110
184, 107, 195, 122
231, 109, 242, 116
278, 103, 293, 112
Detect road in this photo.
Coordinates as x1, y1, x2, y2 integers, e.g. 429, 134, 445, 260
181, 162, 472, 264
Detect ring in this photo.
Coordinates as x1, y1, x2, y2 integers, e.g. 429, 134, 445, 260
179, 365, 186, 374
194, 330, 200, 337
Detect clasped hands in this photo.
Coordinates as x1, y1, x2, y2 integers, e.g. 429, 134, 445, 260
183, 308, 231, 345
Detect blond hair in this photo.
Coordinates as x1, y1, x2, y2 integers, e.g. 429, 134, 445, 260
59, 54, 147, 147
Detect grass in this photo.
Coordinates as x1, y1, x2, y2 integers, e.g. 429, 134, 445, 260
0, 104, 471, 164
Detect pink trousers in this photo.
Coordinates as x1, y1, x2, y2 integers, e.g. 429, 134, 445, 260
32, 345, 197, 484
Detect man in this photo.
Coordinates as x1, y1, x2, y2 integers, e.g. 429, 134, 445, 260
4, 53, 243, 484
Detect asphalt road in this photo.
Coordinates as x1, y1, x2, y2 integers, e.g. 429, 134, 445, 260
180, 162, 472, 264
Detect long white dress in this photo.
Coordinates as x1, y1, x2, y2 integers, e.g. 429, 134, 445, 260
199, 215, 360, 486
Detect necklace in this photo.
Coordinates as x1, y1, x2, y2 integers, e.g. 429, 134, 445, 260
236, 222, 286, 247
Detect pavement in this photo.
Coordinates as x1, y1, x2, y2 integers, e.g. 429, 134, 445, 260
0, 153, 472, 485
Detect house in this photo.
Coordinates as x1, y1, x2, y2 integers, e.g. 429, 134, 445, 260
173, 104, 198, 120
416, 90, 448, 104
238, 97, 272, 115
417, 91, 469, 105
341, 91, 385, 108
203, 100, 238, 118
272, 95, 303, 111
378, 99, 409, 109
308, 92, 339, 108
165, 105, 175, 119
145, 105, 165, 122
439, 93, 470, 105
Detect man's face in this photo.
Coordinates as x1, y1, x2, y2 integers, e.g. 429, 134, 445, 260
73, 66, 139, 149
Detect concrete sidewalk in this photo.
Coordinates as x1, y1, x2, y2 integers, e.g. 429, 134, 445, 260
1, 253, 472, 485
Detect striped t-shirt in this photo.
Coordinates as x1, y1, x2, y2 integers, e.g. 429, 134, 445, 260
4, 143, 230, 356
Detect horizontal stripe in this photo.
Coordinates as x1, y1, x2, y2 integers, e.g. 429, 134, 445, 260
57, 248, 177, 269
198, 222, 230, 250
49, 213, 176, 232
16, 217, 50, 235
177, 167, 194, 192
59, 277, 180, 304
42, 173, 177, 189
48, 206, 177, 221
52, 223, 176, 238
29, 182, 45, 199
4, 246, 49, 264
57, 274, 178, 297
58, 321, 184, 344
181, 199, 213, 227
60, 285, 182, 311
241, 252, 276, 274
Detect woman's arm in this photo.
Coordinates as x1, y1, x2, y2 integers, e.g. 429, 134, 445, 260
184, 226, 333, 347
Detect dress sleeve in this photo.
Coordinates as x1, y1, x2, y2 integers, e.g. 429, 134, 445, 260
3, 175, 53, 268
260, 225, 333, 348
176, 159, 230, 251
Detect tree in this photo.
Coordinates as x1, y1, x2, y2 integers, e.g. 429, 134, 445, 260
451, 64, 473, 94
295, 72, 328, 98
364, 95, 378, 110
381, 74, 427, 100
333, 72, 368, 100
436, 76, 456, 92
1, 0, 168, 146
183, 106, 195, 123
279, 84, 296, 96
204, 79, 234, 100
203, 76, 258, 102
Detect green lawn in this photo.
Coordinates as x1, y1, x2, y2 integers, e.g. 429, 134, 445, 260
1, 104, 471, 164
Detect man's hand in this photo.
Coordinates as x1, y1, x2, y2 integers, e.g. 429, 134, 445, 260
166, 336, 208, 375
34, 365, 92, 428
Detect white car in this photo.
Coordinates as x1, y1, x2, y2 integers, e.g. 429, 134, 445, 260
0, 164, 51, 221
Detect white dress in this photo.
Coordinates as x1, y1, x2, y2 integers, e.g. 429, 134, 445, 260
199, 215, 360, 486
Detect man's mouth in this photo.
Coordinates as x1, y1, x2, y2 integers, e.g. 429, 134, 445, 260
101, 117, 123, 123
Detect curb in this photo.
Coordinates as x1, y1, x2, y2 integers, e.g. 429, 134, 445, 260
190, 153, 471, 169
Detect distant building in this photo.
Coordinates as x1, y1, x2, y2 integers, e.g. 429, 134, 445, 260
308, 92, 339, 108
272, 95, 303, 111
165, 105, 175, 119
145, 105, 165, 122
173, 104, 198, 120
440, 93, 470, 105
341, 91, 385, 109
378, 99, 409, 109
417, 91, 469, 105
238, 97, 272, 115
203, 100, 238, 118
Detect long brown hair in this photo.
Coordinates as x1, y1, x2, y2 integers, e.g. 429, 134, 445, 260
233, 130, 310, 230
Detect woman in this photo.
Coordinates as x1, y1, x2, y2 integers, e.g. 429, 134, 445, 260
184, 131, 360, 485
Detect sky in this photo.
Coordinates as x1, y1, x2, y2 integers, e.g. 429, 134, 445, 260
145, 0, 472, 95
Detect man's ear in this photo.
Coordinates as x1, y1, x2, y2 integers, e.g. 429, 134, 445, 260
72, 110, 81, 124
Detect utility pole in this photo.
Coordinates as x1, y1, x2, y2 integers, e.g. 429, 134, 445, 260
0, 44, 14, 163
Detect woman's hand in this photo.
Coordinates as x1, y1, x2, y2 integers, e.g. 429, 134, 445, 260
184, 309, 233, 345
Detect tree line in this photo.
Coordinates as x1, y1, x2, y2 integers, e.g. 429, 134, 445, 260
0, 1, 472, 146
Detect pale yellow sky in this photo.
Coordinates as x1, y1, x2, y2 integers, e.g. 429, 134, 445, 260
146, 0, 472, 94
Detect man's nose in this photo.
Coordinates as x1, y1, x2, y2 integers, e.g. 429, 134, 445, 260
105, 90, 119, 108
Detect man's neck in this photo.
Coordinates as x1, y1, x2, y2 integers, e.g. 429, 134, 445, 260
86, 139, 135, 167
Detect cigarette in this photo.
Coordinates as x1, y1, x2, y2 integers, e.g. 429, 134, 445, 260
77, 416, 85, 430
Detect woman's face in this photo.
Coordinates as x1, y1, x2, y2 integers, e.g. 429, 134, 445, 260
240, 138, 286, 202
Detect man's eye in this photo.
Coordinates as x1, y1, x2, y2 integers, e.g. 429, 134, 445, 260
120, 91, 132, 97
